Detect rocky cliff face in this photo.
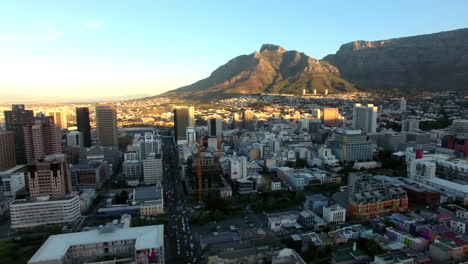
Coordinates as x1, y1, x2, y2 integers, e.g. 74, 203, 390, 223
163, 44, 356, 101
323, 28, 468, 92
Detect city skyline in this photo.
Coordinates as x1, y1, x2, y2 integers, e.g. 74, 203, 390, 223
1, 0, 467, 100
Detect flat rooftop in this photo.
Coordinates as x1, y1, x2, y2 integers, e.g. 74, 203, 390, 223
28, 224, 164, 263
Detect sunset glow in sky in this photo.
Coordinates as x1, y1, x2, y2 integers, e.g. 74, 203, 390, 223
1, 0, 467, 99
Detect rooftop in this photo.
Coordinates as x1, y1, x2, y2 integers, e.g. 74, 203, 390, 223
28, 224, 164, 263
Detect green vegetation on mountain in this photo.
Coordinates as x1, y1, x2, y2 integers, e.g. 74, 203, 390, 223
162, 44, 356, 101
159, 28, 468, 102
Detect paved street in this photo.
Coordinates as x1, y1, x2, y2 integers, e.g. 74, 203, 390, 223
162, 137, 198, 264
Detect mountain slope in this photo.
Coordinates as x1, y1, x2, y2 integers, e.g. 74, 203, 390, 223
162, 44, 357, 101
323, 28, 468, 92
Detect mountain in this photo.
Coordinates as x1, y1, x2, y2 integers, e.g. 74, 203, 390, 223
162, 28, 468, 101
162, 44, 357, 101
323, 28, 468, 93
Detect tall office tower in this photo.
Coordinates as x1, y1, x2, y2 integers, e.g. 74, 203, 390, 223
352, 104, 378, 133
140, 133, 161, 158
23, 114, 62, 162
95, 105, 118, 147
208, 118, 223, 137
76, 107, 92, 147
67, 131, 84, 148
232, 113, 241, 128
324, 89, 328, 95
27, 154, 72, 199
401, 119, 420, 132
0, 131, 16, 171
186, 128, 196, 144
311, 108, 321, 119
242, 109, 255, 130
48, 111, 67, 129
123, 160, 143, 186
322, 108, 341, 127
308, 120, 322, 133
400, 98, 407, 112
143, 153, 163, 185
328, 128, 373, 163
173, 106, 194, 140
4, 104, 34, 164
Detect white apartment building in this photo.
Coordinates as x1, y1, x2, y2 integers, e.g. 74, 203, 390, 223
0, 172, 25, 198
10, 195, 81, 230
407, 153, 468, 203
228, 155, 247, 180
352, 103, 378, 133
123, 160, 143, 186
28, 220, 164, 264
323, 204, 346, 224
66, 131, 84, 148
143, 153, 163, 185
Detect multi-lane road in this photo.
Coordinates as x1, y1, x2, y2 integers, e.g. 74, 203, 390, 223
162, 137, 198, 264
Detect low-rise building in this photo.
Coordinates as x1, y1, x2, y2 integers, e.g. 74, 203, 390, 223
133, 186, 164, 216
10, 195, 81, 230
28, 219, 164, 264
323, 204, 346, 224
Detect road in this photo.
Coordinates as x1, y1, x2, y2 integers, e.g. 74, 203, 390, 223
162, 137, 198, 264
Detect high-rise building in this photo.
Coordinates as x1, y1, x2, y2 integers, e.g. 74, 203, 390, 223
76, 107, 92, 147
232, 113, 241, 129
27, 154, 72, 199
48, 111, 67, 129
186, 128, 196, 144
0, 131, 16, 172
143, 153, 163, 185
67, 131, 84, 148
4, 104, 33, 164
95, 105, 118, 147
401, 119, 420, 132
328, 128, 373, 163
123, 160, 143, 186
23, 114, 62, 162
173, 106, 194, 140
242, 109, 255, 130
208, 118, 223, 137
140, 133, 161, 158
400, 98, 407, 112
322, 108, 340, 127
352, 103, 378, 133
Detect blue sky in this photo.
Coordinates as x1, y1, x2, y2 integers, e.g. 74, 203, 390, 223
0, 0, 467, 98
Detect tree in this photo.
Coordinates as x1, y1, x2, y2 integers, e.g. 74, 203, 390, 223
295, 158, 308, 168
294, 191, 306, 203
115, 190, 129, 204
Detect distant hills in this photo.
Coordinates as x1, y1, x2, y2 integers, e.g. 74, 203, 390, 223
0, 93, 153, 104
162, 28, 468, 101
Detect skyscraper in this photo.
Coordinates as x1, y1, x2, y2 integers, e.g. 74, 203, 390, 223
95, 105, 118, 147
23, 114, 62, 162
322, 108, 340, 127
400, 98, 407, 112
76, 107, 92, 147
4, 104, 33, 164
0, 131, 16, 171
27, 154, 72, 199
208, 118, 223, 137
143, 153, 163, 185
48, 111, 67, 129
352, 103, 378, 133
173, 106, 194, 140
67, 131, 84, 148
242, 109, 255, 130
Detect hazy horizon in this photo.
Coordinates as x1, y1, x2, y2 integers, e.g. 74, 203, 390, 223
1, 0, 468, 101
